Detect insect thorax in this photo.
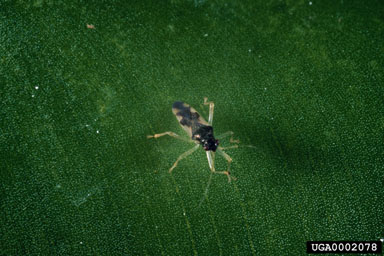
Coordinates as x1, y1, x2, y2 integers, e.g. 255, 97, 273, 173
192, 125, 218, 151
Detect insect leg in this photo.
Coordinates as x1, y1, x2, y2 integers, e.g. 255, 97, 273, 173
217, 131, 240, 149
216, 131, 240, 143
169, 144, 200, 173
147, 131, 192, 143
215, 148, 237, 182
203, 97, 214, 125
218, 145, 238, 150
217, 131, 258, 149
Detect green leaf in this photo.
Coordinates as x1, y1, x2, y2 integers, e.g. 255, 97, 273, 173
1, 1, 383, 255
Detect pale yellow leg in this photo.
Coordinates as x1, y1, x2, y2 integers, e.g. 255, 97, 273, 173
218, 145, 239, 150
218, 131, 257, 148
215, 148, 237, 182
203, 97, 215, 125
147, 131, 192, 143
169, 144, 200, 173
216, 131, 240, 143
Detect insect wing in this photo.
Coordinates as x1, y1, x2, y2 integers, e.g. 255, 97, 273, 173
172, 101, 208, 138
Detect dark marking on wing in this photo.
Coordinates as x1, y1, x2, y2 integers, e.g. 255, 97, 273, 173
173, 101, 209, 138
173, 101, 200, 127
172, 101, 185, 111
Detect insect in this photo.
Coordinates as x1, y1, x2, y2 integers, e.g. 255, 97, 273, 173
147, 97, 239, 182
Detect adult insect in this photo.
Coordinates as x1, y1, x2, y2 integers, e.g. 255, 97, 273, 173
147, 98, 239, 182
